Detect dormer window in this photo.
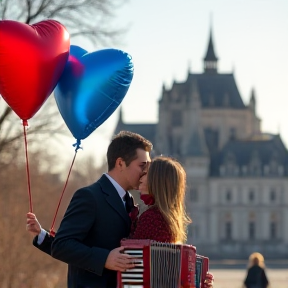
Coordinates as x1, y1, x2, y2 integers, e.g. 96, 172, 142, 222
242, 165, 247, 175
249, 151, 262, 176
278, 166, 284, 176
264, 165, 270, 176
220, 165, 225, 176
224, 152, 237, 176
270, 152, 279, 175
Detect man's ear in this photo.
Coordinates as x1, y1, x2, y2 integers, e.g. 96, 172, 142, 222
115, 157, 126, 171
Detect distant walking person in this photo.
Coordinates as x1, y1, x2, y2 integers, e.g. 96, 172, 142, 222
244, 252, 269, 288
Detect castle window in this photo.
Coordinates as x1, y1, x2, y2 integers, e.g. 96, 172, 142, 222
270, 213, 278, 239
189, 224, 199, 241
204, 128, 219, 153
264, 165, 270, 176
220, 165, 225, 176
226, 190, 232, 202
270, 189, 276, 202
190, 187, 198, 201
171, 110, 182, 126
269, 152, 279, 175
224, 152, 238, 176
249, 189, 255, 201
242, 165, 247, 175
249, 151, 262, 176
270, 221, 277, 239
225, 221, 232, 240
249, 221, 255, 239
205, 61, 217, 70
278, 165, 284, 176
234, 166, 239, 176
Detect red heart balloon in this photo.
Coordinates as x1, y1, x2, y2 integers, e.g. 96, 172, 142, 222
0, 20, 70, 121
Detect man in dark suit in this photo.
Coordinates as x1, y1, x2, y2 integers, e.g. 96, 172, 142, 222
27, 131, 152, 288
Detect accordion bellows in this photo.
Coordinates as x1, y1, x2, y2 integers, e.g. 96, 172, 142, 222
117, 239, 209, 288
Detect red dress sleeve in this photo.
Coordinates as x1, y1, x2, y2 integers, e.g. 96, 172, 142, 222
130, 206, 174, 242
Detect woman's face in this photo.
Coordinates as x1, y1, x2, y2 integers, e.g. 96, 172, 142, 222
138, 173, 148, 195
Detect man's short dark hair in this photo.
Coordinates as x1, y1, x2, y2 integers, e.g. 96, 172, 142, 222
107, 131, 153, 171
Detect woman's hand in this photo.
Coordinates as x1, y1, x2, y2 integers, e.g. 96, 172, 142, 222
203, 271, 214, 288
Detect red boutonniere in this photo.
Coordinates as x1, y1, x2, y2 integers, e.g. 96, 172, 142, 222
129, 205, 139, 237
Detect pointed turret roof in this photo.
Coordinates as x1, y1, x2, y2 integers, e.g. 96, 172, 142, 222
204, 28, 218, 62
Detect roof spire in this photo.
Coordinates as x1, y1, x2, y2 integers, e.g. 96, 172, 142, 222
249, 88, 256, 113
203, 23, 218, 73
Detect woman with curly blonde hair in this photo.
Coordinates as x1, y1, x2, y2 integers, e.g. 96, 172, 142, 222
244, 252, 269, 288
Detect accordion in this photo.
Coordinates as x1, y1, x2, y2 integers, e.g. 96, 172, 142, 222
117, 239, 209, 288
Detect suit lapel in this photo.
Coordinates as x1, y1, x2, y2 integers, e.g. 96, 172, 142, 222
98, 175, 131, 226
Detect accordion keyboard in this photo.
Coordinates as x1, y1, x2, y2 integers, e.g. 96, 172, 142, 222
121, 249, 144, 288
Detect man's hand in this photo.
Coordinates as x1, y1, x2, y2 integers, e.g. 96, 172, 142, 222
26, 212, 41, 237
105, 247, 137, 271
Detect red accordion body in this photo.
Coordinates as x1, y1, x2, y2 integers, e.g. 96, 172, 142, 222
117, 239, 208, 288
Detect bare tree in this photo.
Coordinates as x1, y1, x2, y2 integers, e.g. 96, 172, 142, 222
0, 0, 128, 163
0, 0, 127, 44
0, 146, 110, 287
0, 2, 127, 286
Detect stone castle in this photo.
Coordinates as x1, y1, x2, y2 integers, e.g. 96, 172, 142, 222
114, 28, 288, 259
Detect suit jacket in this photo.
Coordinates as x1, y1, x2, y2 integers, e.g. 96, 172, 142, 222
51, 175, 132, 288
33, 232, 53, 255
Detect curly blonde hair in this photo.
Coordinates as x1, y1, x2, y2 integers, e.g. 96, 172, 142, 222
248, 252, 265, 268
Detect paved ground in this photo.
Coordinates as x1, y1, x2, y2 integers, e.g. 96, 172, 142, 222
209, 268, 288, 288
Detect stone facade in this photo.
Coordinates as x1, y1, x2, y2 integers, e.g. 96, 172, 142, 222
115, 28, 288, 259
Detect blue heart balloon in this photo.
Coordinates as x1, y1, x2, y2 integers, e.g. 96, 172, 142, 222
54, 45, 134, 148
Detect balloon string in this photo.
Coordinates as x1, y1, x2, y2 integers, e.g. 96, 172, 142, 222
49, 149, 78, 237
22, 120, 33, 213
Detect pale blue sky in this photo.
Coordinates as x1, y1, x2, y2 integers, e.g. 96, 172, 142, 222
71, 0, 288, 163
